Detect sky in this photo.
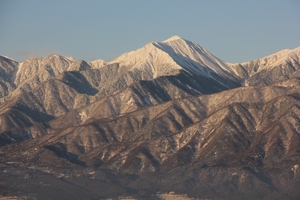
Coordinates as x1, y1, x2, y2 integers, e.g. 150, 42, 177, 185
1, 0, 300, 63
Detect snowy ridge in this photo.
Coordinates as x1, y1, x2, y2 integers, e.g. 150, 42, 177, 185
158, 36, 238, 78
228, 46, 300, 76
240, 46, 300, 67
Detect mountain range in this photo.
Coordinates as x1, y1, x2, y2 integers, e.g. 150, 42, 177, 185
0, 36, 300, 199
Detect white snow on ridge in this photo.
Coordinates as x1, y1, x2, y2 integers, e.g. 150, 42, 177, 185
241, 46, 300, 67
227, 46, 300, 76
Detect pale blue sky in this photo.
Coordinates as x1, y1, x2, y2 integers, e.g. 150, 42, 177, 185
1, 0, 300, 63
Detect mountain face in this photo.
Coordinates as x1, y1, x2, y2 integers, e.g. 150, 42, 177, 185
0, 37, 300, 200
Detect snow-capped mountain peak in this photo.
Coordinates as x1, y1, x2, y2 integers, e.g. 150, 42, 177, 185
110, 36, 240, 83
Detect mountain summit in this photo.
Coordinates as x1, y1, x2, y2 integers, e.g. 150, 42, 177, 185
162, 35, 182, 42
110, 36, 240, 87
